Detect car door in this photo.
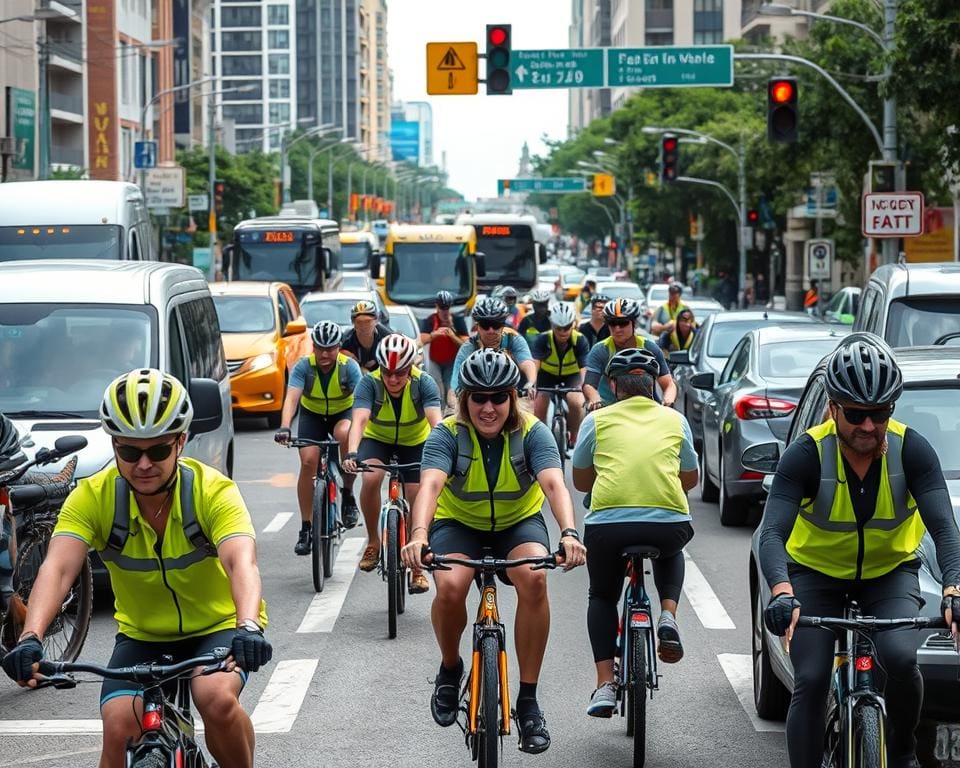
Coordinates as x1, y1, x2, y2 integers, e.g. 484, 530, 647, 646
704, 336, 751, 478
278, 285, 307, 373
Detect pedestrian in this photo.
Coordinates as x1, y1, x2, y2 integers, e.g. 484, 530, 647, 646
804, 279, 820, 316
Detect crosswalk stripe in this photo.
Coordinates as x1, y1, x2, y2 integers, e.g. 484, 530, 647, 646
250, 659, 319, 733
717, 653, 785, 733
296, 537, 366, 633
683, 550, 736, 629
262, 512, 294, 533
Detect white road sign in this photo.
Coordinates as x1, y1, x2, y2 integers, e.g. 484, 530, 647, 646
862, 192, 924, 238
145, 166, 186, 209
806, 238, 833, 280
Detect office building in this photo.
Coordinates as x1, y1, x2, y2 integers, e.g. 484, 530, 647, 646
359, 0, 391, 161
741, 0, 825, 43
173, 0, 212, 149
390, 100, 432, 167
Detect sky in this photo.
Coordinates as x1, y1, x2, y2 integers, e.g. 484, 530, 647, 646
387, 0, 572, 202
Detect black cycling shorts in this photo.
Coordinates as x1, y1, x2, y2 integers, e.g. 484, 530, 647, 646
535, 371, 582, 390
100, 628, 244, 707
357, 438, 424, 483
429, 513, 550, 561
297, 408, 350, 442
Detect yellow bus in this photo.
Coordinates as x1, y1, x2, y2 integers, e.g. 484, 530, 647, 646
377, 224, 483, 318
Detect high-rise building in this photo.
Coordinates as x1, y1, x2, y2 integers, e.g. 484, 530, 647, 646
741, 0, 822, 44
390, 100, 432, 167
358, 0, 391, 162
173, 0, 213, 150
567, 0, 610, 135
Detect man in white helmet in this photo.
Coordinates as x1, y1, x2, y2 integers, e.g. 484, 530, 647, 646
530, 302, 589, 445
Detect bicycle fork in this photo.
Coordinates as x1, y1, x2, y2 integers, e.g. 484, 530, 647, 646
378, 477, 406, 578
467, 587, 510, 738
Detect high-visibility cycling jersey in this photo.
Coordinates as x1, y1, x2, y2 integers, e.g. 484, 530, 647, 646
298, 353, 357, 415
361, 367, 433, 446
533, 330, 589, 378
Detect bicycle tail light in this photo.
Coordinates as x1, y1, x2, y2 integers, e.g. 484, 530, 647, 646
855, 656, 873, 672
141, 705, 163, 731
630, 611, 651, 628
327, 480, 337, 504
389, 478, 400, 502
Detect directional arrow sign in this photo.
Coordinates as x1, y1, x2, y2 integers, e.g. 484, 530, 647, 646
511, 49, 604, 90
498, 177, 587, 195
607, 45, 733, 88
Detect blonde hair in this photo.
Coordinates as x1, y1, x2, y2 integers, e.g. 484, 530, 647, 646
457, 389, 523, 433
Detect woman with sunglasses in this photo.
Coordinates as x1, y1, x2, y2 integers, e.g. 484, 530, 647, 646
401, 350, 587, 754
342, 334, 443, 588
530, 302, 589, 445
449, 297, 537, 396
758, 333, 960, 768
2, 369, 272, 768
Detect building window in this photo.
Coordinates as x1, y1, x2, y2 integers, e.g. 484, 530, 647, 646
223, 104, 263, 125
269, 103, 290, 123
223, 79, 261, 100
269, 78, 290, 98
645, 30, 674, 45
645, 0, 674, 41
694, 0, 724, 43
221, 31, 261, 52
221, 55, 261, 76
221, 6, 261, 27
269, 54, 290, 74
267, 4, 289, 25
268, 30, 289, 49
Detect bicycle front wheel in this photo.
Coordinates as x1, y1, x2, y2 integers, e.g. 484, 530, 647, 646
854, 703, 884, 768
129, 747, 168, 768
551, 413, 567, 473
628, 627, 648, 768
386, 506, 401, 639
476, 634, 500, 768
311, 484, 325, 593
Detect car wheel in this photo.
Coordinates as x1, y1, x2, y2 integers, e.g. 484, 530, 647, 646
700, 445, 719, 503
718, 450, 749, 526
752, 583, 790, 720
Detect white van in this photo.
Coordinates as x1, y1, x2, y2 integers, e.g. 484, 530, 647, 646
0, 260, 234, 478
0, 180, 156, 261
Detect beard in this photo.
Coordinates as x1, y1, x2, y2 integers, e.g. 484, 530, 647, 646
836, 423, 887, 459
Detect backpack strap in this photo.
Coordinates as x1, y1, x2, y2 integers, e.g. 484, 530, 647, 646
507, 426, 533, 491
108, 475, 131, 552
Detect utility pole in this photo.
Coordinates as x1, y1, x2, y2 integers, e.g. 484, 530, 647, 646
880, 0, 899, 266
208, 92, 217, 271
37, 35, 49, 179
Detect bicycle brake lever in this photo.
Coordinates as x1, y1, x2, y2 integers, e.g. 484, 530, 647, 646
37, 673, 77, 690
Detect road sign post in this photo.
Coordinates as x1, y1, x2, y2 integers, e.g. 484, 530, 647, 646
592, 173, 615, 197
426, 42, 478, 95
498, 177, 587, 195
145, 166, 186, 209
806, 239, 834, 280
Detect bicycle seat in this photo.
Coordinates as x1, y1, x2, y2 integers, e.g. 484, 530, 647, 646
621, 545, 660, 560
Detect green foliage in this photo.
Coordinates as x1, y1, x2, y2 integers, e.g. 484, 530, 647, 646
50, 166, 86, 180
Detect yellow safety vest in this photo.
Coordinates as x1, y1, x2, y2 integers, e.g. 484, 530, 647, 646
363, 367, 431, 446
656, 301, 688, 324
300, 353, 354, 415
590, 396, 689, 516
786, 419, 924, 580
435, 414, 544, 531
667, 328, 695, 351
540, 330, 583, 378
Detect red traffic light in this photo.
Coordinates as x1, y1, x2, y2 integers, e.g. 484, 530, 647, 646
747, 209, 759, 224
489, 26, 508, 46
662, 136, 678, 152
769, 79, 795, 105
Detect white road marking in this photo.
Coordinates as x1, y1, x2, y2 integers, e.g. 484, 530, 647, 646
717, 653, 785, 733
296, 537, 366, 633
0, 746, 101, 764
683, 550, 736, 629
0, 720, 102, 735
262, 511, 294, 533
250, 659, 319, 733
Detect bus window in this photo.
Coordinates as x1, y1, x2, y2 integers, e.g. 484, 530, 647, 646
472, 224, 536, 289
387, 242, 473, 307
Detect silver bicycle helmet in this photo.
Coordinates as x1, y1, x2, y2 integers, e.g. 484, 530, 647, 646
529, 288, 553, 304
435, 290, 454, 309
497, 285, 518, 301
603, 298, 641, 322
824, 332, 903, 406
549, 302, 577, 328
311, 320, 342, 348
471, 297, 509, 321
100, 369, 193, 439
605, 348, 660, 379
458, 349, 521, 392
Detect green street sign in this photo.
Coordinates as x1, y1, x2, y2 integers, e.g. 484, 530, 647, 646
607, 45, 733, 88
498, 177, 587, 195
512, 49, 604, 90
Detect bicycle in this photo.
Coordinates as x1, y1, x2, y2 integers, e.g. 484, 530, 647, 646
423, 546, 560, 768
537, 385, 581, 472
37, 646, 231, 767
798, 603, 947, 768
356, 459, 420, 640
289, 438, 343, 593
0, 435, 92, 663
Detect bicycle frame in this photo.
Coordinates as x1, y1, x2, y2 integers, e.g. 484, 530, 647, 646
618, 556, 659, 714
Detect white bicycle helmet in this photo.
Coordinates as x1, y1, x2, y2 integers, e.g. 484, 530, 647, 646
311, 320, 342, 348
529, 288, 553, 304
549, 302, 577, 328
376, 333, 418, 371
100, 369, 193, 439
603, 297, 641, 322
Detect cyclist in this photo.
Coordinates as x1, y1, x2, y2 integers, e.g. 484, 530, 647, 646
758, 333, 960, 768
275, 320, 363, 554
1, 369, 272, 768
573, 278, 597, 316
659, 308, 697, 354
578, 293, 611, 347
650, 283, 688, 336
572, 348, 698, 716
342, 334, 443, 589
582, 298, 676, 410
518, 288, 554, 341
494, 285, 526, 330
401, 349, 587, 754
450, 297, 537, 396
530, 301, 588, 445
341, 299, 392, 372
418, 290, 468, 409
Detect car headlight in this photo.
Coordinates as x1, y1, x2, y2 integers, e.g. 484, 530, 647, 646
247, 352, 277, 373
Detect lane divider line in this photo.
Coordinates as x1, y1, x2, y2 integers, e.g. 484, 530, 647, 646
716, 653, 785, 733
296, 538, 366, 633
683, 550, 736, 630
250, 659, 319, 733
262, 512, 294, 533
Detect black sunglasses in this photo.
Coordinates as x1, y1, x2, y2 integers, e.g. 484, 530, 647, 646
607, 319, 632, 328
477, 321, 505, 331
554, 324, 574, 332
469, 391, 511, 405
114, 438, 179, 464
836, 403, 894, 425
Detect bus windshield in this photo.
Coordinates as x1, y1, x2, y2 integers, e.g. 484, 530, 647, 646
0, 225, 123, 260
232, 229, 319, 291
341, 242, 371, 270
386, 242, 473, 307
473, 224, 536, 289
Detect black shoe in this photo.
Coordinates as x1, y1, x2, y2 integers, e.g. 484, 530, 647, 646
341, 493, 359, 530
431, 660, 463, 727
294, 528, 311, 556
516, 707, 550, 754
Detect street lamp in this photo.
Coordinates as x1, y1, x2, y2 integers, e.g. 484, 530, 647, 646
305, 130, 343, 202
279, 122, 337, 204
325, 138, 358, 219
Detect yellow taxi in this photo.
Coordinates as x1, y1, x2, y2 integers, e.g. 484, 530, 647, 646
210, 281, 309, 426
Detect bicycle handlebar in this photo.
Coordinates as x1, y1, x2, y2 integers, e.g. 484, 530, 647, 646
288, 438, 341, 449
536, 386, 582, 395
797, 615, 949, 631
37, 647, 232, 688
354, 460, 421, 474
421, 546, 562, 573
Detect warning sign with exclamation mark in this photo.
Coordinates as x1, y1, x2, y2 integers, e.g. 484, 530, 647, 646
426, 42, 478, 95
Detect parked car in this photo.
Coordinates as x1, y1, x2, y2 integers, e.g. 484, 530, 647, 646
209, 281, 309, 428
300, 289, 389, 333
693, 324, 849, 525
672, 310, 817, 451
854, 262, 960, 346
821, 286, 860, 325
682, 295, 725, 326
747, 346, 960, 752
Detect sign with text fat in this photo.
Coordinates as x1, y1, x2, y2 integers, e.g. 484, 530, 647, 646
862, 192, 925, 238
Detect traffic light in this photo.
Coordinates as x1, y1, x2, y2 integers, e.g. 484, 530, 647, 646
767, 77, 798, 142
660, 134, 679, 183
747, 209, 759, 226
214, 179, 225, 215
870, 161, 897, 193
485, 24, 512, 95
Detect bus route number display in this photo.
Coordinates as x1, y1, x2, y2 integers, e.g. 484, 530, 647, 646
264, 231, 296, 243
481, 226, 512, 236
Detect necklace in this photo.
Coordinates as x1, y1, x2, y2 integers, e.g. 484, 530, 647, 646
151, 490, 173, 520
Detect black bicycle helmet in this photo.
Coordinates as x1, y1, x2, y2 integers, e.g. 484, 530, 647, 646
605, 348, 660, 379
824, 332, 903, 406
436, 290, 454, 309
603, 297, 641, 322
0, 413, 25, 472
471, 297, 509, 322
458, 349, 521, 392
591, 293, 611, 307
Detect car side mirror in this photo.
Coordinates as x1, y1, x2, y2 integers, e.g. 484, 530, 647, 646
689, 371, 715, 390
475, 251, 486, 278
669, 350, 691, 366
741, 441, 781, 475
284, 318, 307, 337
321, 247, 334, 279
369, 252, 381, 279
188, 378, 224, 436
535, 242, 547, 264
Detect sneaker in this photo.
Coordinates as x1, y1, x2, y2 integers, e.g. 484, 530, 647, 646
431, 659, 463, 727
409, 569, 430, 594
657, 612, 684, 663
516, 707, 550, 754
358, 545, 379, 572
341, 493, 359, 529
294, 528, 311, 556
586, 681, 617, 718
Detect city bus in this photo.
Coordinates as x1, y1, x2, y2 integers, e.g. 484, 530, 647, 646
339, 230, 379, 272
454, 212, 545, 294
223, 215, 342, 297
378, 224, 482, 319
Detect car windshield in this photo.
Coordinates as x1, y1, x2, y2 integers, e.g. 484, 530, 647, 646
708, 319, 797, 358
0, 225, 123, 260
886, 297, 960, 347
388, 311, 419, 340
341, 242, 371, 270
212, 296, 275, 333
647, 286, 670, 304
0, 304, 154, 417
301, 298, 360, 330
759, 338, 843, 378
386, 242, 473, 307
897, 387, 960, 476
600, 283, 644, 300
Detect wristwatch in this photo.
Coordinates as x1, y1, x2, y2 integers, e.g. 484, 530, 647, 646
237, 619, 263, 633
560, 528, 581, 541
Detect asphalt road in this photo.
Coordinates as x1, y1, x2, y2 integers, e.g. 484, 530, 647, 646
0, 417, 788, 767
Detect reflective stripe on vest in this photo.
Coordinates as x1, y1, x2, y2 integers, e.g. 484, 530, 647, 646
363, 367, 430, 445
300, 353, 354, 415
540, 330, 582, 377
668, 328, 694, 351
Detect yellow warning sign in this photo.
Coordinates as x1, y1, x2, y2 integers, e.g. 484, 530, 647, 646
426, 42, 478, 95
593, 173, 616, 197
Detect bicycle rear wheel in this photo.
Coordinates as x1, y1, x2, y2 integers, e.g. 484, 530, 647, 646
386, 506, 401, 639
129, 747, 168, 768
853, 703, 884, 768
551, 412, 567, 473
322, 477, 338, 579
628, 627, 648, 768
476, 634, 500, 768
311, 483, 325, 593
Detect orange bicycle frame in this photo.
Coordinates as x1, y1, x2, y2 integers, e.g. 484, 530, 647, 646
467, 585, 510, 736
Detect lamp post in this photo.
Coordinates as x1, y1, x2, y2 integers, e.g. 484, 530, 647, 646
325, 139, 357, 219
577, 158, 630, 268
306, 132, 342, 202
279, 122, 337, 204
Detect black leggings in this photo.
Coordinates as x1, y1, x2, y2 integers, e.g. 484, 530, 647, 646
584, 521, 693, 662
786, 561, 924, 768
